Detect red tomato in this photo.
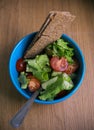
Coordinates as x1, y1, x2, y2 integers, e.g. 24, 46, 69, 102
65, 60, 79, 74
28, 77, 40, 92
50, 57, 68, 72
16, 58, 26, 72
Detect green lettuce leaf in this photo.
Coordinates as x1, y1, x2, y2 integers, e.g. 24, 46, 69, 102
46, 39, 74, 63
18, 72, 29, 89
38, 73, 74, 101
25, 54, 51, 82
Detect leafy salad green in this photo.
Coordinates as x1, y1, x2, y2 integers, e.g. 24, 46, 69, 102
17, 38, 78, 101
46, 39, 74, 63
39, 73, 73, 100
26, 55, 51, 82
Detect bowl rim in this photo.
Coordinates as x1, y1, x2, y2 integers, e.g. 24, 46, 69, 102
9, 32, 86, 104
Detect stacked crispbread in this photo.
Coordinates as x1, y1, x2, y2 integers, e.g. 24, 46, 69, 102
24, 11, 75, 59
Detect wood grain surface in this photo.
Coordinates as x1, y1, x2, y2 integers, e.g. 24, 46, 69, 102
0, 0, 94, 130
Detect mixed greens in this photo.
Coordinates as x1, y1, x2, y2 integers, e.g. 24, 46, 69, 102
39, 73, 73, 100
46, 39, 74, 63
16, 38, 79, 101
26, 55, 51, 82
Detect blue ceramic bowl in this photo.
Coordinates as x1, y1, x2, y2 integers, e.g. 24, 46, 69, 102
9, 32, 86, 104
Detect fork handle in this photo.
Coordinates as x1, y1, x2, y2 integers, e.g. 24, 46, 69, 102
10, 89, 40, 128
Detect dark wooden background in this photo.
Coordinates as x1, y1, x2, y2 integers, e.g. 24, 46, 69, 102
0, 0, 94, 130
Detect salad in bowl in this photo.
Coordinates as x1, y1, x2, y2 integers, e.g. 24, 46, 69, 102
16, 38, 79, 101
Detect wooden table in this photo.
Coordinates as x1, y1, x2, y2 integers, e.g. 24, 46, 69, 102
0, 0, 94, 130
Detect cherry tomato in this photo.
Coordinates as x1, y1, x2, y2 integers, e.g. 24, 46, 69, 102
50, 56, 68, 72
16, 58, 26, 72
65, 60, 79, 74
28, 77, 40, 92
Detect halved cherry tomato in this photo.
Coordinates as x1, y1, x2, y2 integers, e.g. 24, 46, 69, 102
28, 76, 40, 92
16, 58, 26, 72
50, 56, 68, 72
65, 60, 79, 74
